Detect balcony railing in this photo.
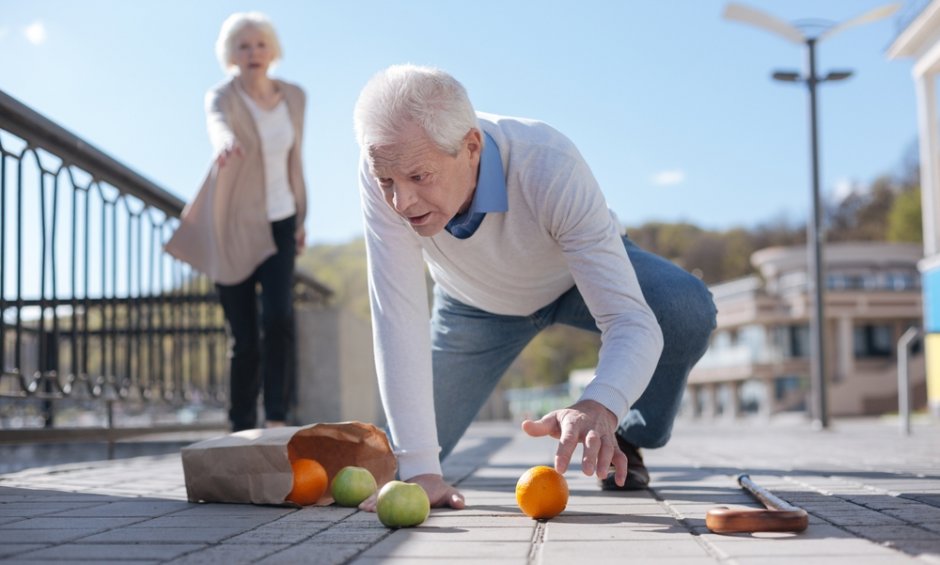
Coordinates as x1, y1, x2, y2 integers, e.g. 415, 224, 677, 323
0, 89, 329, 437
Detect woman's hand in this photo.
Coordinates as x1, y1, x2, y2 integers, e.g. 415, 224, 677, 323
215, 141, 243, 168
295, 225, 306, 255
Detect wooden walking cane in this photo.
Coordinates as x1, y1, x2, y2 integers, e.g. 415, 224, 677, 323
706, 474, 809, 534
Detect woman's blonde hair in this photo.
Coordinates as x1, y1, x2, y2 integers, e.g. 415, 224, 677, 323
215, 12, 282, 75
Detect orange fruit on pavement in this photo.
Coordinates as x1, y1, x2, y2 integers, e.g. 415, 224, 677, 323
515, 465, 569, 519
286, 458, 328, 505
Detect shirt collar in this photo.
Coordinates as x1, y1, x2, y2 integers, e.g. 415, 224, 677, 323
468, 131, 508, 214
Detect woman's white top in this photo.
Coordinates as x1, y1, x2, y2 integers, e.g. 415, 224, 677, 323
239, 89, 297, 222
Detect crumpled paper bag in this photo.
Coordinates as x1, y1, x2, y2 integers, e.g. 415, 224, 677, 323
181, 421, 396, 506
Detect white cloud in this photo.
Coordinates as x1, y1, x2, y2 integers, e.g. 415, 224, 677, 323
832, 177, 858, 202
24, 21, 46, 45
650, 170, 686, 186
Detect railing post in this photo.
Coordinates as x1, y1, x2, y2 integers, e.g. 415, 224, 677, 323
898, 326, 922, 436
41, 330, 57, 428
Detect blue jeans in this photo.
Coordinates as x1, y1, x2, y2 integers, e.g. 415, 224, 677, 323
430, 236, 716, 460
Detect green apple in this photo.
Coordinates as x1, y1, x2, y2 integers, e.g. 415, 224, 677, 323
330, 466, 377, 507
375, 480, 430, 528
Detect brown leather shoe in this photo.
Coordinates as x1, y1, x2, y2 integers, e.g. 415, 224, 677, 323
599, 436, 650, 491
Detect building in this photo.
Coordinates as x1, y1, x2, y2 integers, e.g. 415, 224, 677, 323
687, 242, 924, 418
888, 0, 940, 418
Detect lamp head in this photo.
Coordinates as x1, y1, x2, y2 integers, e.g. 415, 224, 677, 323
824, 70, 853, 82
772, 70, 803, 83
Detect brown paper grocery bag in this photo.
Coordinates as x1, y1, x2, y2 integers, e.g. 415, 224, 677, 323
181, 421, 396, 506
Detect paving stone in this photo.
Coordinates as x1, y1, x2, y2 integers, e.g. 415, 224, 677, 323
78, 526, 241, 544
712, 535, 912, 558
1, 560, 162, 565
2, 516, 148, 531
223, 522, 328, 544
138, 515, 276, 529
16, 542, 205, 561
308, 527, 389, 544
882, 505, 940, 522
0, 545, 47, 559
255, 541, 370, 564
381, 525, 533, 542
350, 558, 523, 564
164, 543, 291, 564
170, 503, 294, 518
547, 522, 692, 542
730, 556, 921, 564
0, 528, 99, 544
0, 501, 104, 517
814, 511, 906, 526
842, 524, 940, 541
47, 500, 192, 517
359, 537, 531, 559
540, 539, 712, 562
422, 514, 535, 528
269, 506, 357, 522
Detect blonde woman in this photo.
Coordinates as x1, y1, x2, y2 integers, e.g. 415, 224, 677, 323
167, 12, 307, 431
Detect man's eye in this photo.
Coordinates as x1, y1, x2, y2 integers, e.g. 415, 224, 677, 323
411, 174, 424, 183
378, 178, 393, 188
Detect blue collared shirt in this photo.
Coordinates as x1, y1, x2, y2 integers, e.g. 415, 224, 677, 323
445, 132, 508, 239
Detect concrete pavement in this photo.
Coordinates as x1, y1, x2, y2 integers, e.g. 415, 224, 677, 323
1, 416, 939, 564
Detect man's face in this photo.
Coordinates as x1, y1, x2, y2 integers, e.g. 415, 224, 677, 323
368, 123, 482, 237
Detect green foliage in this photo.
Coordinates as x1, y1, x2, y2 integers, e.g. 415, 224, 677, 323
827, 176, 896, 242
296, 238, 371, 320
504, 326, 600, 389
887, 187, 923, 243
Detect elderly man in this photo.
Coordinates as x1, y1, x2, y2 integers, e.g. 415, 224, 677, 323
353, 64, 715, 509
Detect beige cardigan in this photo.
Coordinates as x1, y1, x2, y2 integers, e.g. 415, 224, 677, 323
165, 78, 307, 285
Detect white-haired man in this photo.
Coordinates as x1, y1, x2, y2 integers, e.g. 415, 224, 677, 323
353, 64, 716, 509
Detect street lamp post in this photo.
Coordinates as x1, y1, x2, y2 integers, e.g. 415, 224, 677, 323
722, 3, 899, 429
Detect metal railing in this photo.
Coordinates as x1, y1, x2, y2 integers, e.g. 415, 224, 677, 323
0, 89, 330, 437
897, 325, 922, 436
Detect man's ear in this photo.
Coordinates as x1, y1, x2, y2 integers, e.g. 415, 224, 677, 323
464, 128, 483, 163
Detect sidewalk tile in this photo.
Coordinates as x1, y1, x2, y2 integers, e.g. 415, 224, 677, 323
255, 542, 370, 565
15, 542, 205, 561
164, 543, 291, 564
539, 538, 712, 561
0, 545, 47, 559
359, 537, 531, 559
79, 526, 242, 544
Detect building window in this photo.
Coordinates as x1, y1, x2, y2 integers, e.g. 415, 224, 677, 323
827, 273, 848, 290
777, 325, 810, 358
885, 272, 917, 291
853, 324, 893, 358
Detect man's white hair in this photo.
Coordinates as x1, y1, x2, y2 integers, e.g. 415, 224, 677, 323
353, 64, 479, 156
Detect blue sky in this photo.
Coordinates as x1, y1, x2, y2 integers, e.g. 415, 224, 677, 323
0, 0, 923, 245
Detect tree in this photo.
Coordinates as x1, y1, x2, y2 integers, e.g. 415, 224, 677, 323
887, 186, 923, 243
826, 176, 895, 242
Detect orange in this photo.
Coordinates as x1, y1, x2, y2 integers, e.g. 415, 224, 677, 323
515, 465, 569, 519
286, 457, 328, 505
